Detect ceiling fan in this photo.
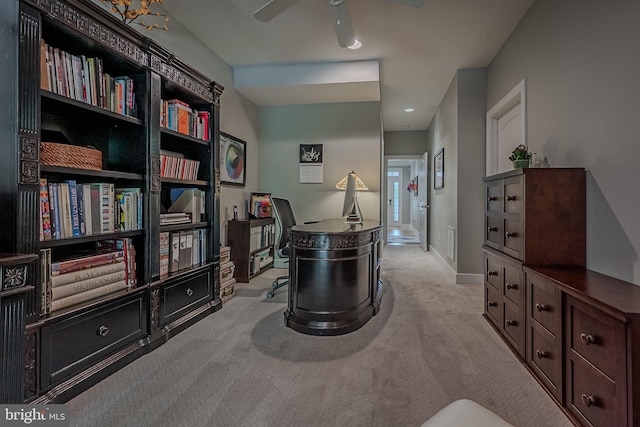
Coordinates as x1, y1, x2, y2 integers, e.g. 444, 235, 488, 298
253, 0, 427, 48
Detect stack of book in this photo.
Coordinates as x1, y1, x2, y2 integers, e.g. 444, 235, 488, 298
159, 98, 210, 141
40, 240, 136, 313
39, 178, 142, 241
160, 212, 191, 225
219, 246, 236, 304
40, 40, 136, 117
159, 229, 208, 277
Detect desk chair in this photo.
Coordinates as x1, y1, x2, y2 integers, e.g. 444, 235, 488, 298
267, 197, 296, 298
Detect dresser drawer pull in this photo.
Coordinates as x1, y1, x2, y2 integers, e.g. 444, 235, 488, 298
581, 394, 597, 408
488, 271, 498, 277
506, 195, 517, 201
580, 333, 596, 345
536, 349, 547, 359
505, 231, 517, 238
506, 283, 517, 290
487, 196, 497, 202
97, 326, 109, 337
487, 226, 497, 233
186, 288, 194, 297
505, 319, 517, 327
487, 301, 497, 308
535, 303, 548, 312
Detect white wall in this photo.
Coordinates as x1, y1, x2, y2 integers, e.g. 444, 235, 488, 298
487, 0, 640, 284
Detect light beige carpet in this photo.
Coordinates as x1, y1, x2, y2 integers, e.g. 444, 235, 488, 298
67, 245, 573, 427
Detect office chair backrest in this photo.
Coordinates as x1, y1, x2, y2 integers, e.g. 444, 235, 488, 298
271, 197, 297, 256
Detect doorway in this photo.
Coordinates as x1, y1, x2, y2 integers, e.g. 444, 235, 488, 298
384, 156, 421, 245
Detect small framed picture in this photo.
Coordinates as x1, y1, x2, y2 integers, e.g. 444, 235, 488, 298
220, 132, 246, 187
434, 148, 444, 190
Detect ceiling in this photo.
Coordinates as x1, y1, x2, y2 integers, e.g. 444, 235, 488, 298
161, 0, 534, 131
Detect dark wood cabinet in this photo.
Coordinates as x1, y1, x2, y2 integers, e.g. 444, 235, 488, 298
483, 168, 640, 427
0, 0, 224, 403
227, 218, 275, 282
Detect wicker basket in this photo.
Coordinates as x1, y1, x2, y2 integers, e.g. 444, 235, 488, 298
40, 142, 102, 170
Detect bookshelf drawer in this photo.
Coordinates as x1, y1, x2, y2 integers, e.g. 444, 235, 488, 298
40, 292, 147, 388
160, 268, 212, 325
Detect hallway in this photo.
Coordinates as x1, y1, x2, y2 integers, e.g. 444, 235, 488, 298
387, 225, 419, 244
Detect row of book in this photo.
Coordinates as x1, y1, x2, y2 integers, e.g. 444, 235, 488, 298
249, 223, 275, 252
159, 150, 201, 180
39, 40, 136, 117
159, 229, 208, 277
160, 98, 210, 141
39, 178, 143, 241
40, 238, 137, 314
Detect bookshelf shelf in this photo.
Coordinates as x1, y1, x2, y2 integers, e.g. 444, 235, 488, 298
227, 218, 275, 283
0, 0, 223, 404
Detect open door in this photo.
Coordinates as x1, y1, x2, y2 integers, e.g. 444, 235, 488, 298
417, 152, 429, 251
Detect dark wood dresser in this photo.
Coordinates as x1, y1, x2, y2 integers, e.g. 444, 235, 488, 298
482, 168, 640, 426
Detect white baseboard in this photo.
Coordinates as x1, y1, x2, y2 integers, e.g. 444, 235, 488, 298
429, 245, 483, 285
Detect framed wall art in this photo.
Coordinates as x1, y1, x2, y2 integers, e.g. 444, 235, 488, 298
434, 148, 444, 190
220, 132, 246, 186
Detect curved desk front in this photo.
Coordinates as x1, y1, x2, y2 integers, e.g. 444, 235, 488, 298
284, 219, 383, 336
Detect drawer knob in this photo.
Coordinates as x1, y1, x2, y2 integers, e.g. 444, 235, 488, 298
97, 325, 109, 337
580, 333, 596, 345
488, 271, 498, 277
487, 196, 497, 202
487, 226, 497, 233
536, 349, 547, 359
581, 394, 597, 408
505, 319, 517, 327
487, 301, 497, 308
186, 288, 194, 297
535, 303, 548, 312
506, 283, 517, 290
506, 195, 517, 201
505, 231, 517, 238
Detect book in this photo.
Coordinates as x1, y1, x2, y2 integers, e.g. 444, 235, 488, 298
82, 183, 93, 235
58, 182, 73, 238
65, 179, 81, 237
169, 232, 180, 273
50, 260, 125, 287
159, 231, 170, 277
40, 248, 52, 315
50, 279, 127, 312
178, 231, 188, 270
48, 182, 61, 240
50, 269, 127, 300
40, 39, 50, 91
51, 250, 125, 276
98, 238, 136, 288
39, 178, 52, 241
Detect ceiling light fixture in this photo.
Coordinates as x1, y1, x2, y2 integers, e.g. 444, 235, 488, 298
404, 107, 415, 113
347, 39, 362, 49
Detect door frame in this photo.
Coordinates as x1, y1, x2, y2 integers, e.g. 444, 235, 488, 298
486, 78, 526, 175
383, 155, 422, 245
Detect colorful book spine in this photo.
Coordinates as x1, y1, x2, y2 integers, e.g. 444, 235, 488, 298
49, 182, 61, 240
40, 178, 52, 241
65, 180, 81, 237
50, 259, 125, 287
50, 250, 125, 276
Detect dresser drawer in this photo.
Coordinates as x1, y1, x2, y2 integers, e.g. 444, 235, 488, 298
567, 353, 620, 427
503, 176, 523, 214
528, 273, 561, 335
503, 298, 524, 357
485, 283, 502, 328
160, 268, 212, 325
485, 252, 501, 290
568, 298, 624, 379
503, 259, 523, 306
40, 292, 147, 388
529, 320, 562, 400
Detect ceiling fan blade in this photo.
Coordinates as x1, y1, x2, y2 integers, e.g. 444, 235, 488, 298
254, 0, 301, 22
329, 1, 356, 48
388, 0, 427, 7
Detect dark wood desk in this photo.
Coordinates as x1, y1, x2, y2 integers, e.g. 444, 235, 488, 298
284, 219, 383, 336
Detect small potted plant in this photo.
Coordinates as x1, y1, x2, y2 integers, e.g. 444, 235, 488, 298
509, 144, 531, 168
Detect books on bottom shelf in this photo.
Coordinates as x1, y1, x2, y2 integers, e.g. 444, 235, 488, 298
40, 238, 137, 314
220, 277, 236, 304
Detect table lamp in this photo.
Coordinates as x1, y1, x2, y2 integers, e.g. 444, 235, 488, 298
336, 171, 368, 223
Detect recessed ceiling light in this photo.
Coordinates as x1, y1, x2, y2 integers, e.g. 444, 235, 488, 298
404, 107, 415, 113
347, 40, 362, 50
